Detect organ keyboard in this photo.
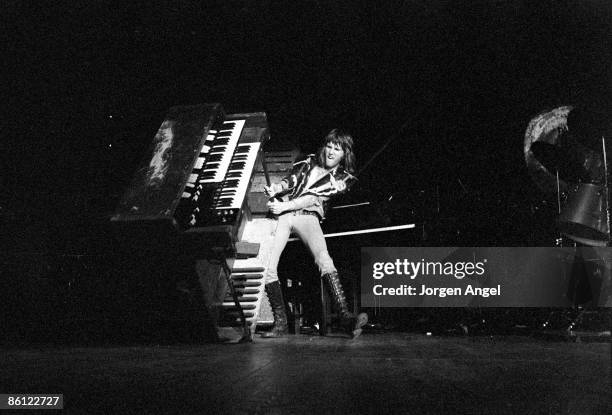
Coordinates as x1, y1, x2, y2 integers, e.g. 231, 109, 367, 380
111, 104, 269, 254
111, 103, 276, 342
213, 142, 261, 210
199, 119, 245, 184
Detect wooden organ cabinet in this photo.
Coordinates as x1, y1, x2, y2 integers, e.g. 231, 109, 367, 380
111, 103, 298, 342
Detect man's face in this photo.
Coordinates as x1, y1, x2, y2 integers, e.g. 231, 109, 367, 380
323, 142, 344, 169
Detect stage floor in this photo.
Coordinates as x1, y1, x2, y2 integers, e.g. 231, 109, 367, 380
1, 333, 610, 414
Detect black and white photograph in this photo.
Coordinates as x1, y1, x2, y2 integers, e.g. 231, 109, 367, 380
3, 1, 611, 413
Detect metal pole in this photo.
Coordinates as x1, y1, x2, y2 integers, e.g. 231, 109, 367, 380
556, 169, 562, 215
603, 137, 610, 246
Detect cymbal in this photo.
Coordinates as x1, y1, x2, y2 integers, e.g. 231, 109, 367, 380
524, 106, 573, 195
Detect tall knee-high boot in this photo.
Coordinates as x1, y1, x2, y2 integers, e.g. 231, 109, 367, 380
322, 272, 368, 339
260, 281, 289, 338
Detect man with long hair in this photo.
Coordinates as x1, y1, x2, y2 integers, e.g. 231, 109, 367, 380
261, 129, 368, 339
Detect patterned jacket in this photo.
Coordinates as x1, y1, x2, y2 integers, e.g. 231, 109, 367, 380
276, 154, 357, 220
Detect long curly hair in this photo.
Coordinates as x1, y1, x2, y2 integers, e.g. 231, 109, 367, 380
316, 128, 356, 173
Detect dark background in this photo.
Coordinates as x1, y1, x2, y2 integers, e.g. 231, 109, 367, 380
3, 1, 612, 341
5, 0, 612, 252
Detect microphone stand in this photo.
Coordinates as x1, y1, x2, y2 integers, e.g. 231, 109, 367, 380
556, 170, 562, 215
604, 137, 612, 333
555, 169, 564, 247
602, 136, 610, 247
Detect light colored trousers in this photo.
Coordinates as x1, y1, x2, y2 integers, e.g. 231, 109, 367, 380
265, 212, 337, 283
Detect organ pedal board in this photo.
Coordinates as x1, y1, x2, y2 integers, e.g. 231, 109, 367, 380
216, 218, 277, 342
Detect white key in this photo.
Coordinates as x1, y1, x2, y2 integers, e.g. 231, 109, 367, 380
214, 142, 260, 210
199, 119, 245, 184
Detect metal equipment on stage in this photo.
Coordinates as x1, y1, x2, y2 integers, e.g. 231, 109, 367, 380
525, 106, 611, 247
525, 106, 612, 317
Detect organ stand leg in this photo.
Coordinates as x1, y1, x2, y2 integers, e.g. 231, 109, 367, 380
212, 248, 252, 343
196, 253, 252, 343
195, 259, 226, 342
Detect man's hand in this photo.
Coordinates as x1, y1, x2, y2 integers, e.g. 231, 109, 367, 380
263, 185, 275, 197
264, 183, 281, 197
267, 200, 291, 215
